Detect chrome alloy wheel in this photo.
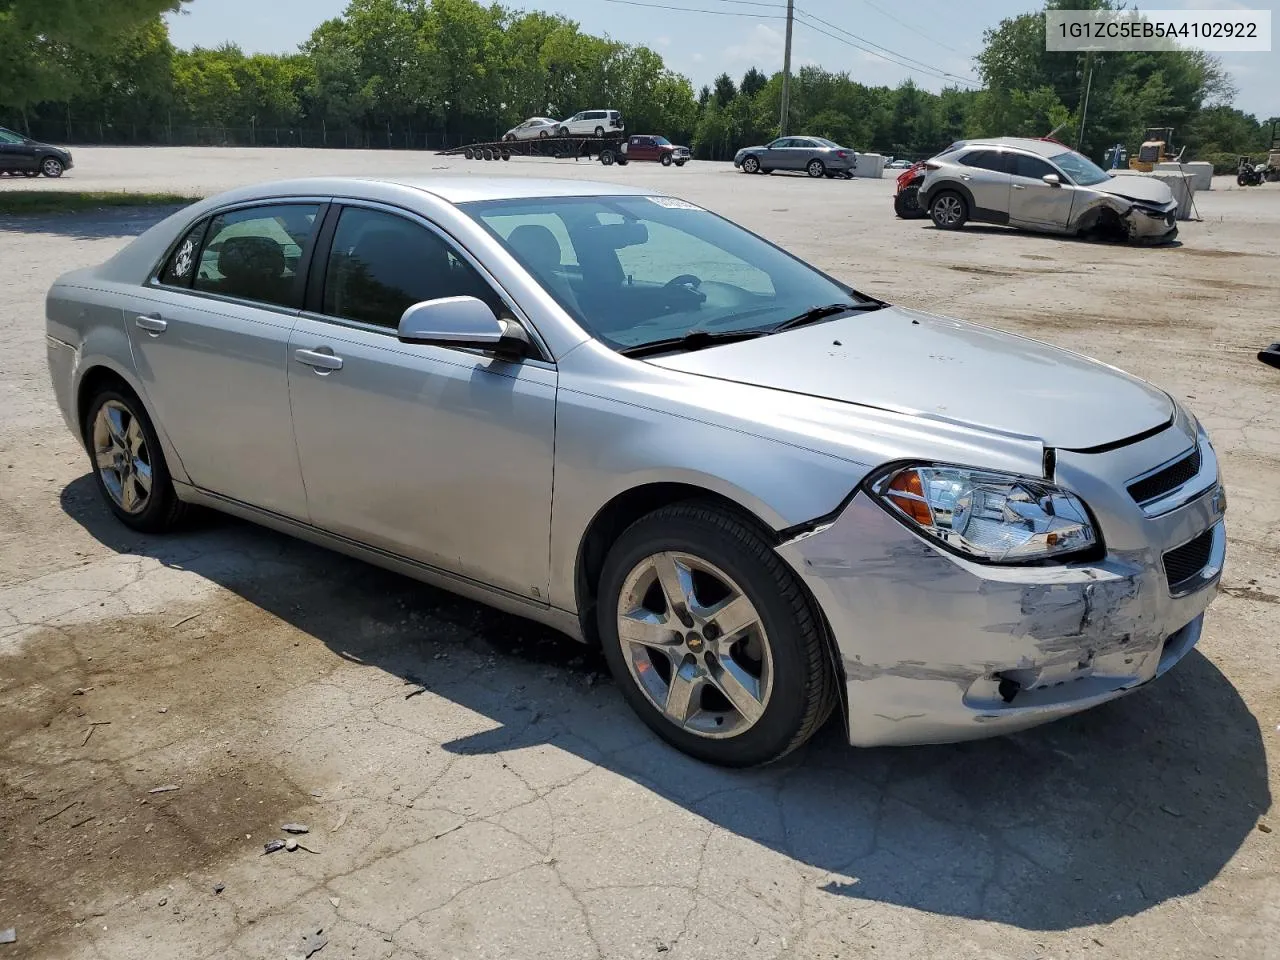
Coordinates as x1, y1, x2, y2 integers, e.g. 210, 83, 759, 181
616, 552, 773, 738
933, 194, 964, 226
92, 400, 152, 514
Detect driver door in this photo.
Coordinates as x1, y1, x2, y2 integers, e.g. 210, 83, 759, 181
1008, 153, 1075, 230
286, 202, 556, 601
0, 129, 36, 171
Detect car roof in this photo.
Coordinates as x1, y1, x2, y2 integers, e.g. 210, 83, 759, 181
948, 137, 1069, 158
202, 176, 656, 207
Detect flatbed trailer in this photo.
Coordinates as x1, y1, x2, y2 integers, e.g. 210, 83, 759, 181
438, 133, 629, 165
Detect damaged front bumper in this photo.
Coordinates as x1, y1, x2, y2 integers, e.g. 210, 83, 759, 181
1124, 202, 1179, 243
777, 421, 1225, 747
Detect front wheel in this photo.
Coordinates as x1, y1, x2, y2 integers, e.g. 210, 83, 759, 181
597, 502, 837, 767
807, 159, 826, 178
661, 153, 673, 167
83, 388, 188, 533
741, 155, 760, 174
929, 190, 968, 229
41, 157, 64, 178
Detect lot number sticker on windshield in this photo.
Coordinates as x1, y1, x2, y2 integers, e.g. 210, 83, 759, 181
647, 197, 702, 210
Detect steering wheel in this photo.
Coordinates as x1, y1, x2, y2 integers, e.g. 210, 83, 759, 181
665, 274, 706, 303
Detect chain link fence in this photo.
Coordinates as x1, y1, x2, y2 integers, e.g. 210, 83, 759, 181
1, 118, 508, 151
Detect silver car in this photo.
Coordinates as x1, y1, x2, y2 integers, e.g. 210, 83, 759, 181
920, 137, 1179, 241
45, 177, 1225, 767
734, 137, 857, 178
503, 117, 560, 141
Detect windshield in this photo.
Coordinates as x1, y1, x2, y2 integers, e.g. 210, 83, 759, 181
1051, 149, 1111, 186
463, 196, 869, 352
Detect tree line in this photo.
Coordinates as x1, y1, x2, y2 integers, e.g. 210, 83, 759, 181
2, 0, 1271, 164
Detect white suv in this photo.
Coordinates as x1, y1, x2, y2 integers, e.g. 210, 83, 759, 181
557, 110, 625, 137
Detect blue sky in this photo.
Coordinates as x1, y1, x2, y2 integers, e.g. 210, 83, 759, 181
166, 0, 1277, 119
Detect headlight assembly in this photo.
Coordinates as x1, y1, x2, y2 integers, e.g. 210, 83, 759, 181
869, 464, 1098, 563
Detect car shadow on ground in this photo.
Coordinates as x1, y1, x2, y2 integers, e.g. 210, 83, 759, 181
0, 205, 185, 242
61, 475, 1269, 932
926, 222, 1185, 249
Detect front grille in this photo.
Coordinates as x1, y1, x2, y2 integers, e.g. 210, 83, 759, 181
1128, 447, 1201, 505
1163, 529, 1214, 591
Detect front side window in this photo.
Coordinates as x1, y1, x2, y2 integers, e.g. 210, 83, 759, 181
1051, 150, 1110, 186
193, 203, 320, 308
322, 206, 501, 330
1011, 153, 1056, 180
465, 195, 870, 352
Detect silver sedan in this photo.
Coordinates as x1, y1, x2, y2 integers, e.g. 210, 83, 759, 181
45, 177, 1225, 766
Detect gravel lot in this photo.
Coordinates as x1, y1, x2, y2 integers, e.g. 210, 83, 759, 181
2, 148, 1278, 960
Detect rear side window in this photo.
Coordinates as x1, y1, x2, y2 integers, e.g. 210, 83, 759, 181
158, 220, 208, 288
193, 204, 320, 308
959, 150, 1009, 173
1011, 154, 1057, 180
322, 207, 502, 330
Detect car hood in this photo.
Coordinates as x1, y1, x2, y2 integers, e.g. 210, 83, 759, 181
645, 307, 1174, 450
1095, 174, 1174, 205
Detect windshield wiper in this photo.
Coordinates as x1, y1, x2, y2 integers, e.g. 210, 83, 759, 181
771, 301, 886, 332
618, 329, 769, 359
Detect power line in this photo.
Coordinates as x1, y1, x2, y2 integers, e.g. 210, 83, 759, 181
690, 0, 786, 7
793, 8, 978, 87
854, 0, 967, 56
599, 0, 785, 17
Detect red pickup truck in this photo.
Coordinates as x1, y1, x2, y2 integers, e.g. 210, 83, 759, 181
619, 135, 690, 167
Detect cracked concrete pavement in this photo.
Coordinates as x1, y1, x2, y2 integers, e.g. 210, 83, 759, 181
1, 149, 1278, 960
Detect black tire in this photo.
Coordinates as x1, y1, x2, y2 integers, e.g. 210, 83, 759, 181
40, 157, 64, 178
661, 153, 673, 167
501, 150, 510, 161
503, 134, 516, 142
463, 148, 475, 160
539, 130, 549, 138
595, 126, 605, 138
600, 149, 615, 166
482, 147, 494, 160
675, 161, 686, 167
806, 159, 825, 178
929, 189, 968, 229
83, 387, 188, 534
597, 501, 837, 767
616, 157, 629, 166
893, 184, 926, 219
741, 155, 760, 174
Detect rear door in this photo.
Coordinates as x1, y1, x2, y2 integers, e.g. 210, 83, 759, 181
1008, 152, 1074, 230
286, 203, 557, 599
128, 201, 324, 519
956, 149, 1012, 220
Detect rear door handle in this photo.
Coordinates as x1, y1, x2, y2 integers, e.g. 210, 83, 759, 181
294, 348, 344, 371
135, 314, 167, 334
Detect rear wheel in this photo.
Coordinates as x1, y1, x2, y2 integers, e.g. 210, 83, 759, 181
83, 388, 188, 533
930, 190, 968, 229
539, 129, 549, 138
597, 502, 837, 767
600, 149, 615, 166
807, 159, 826, 178
463, 147, 475, 160
741, 155, 760, 174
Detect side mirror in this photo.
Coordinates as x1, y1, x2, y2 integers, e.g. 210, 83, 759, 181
397, 296, 531, 361
1042, 173, 1062, 187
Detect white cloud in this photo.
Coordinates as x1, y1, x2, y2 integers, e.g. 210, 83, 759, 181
655, 35, 671, 48
723, 23, 786, 70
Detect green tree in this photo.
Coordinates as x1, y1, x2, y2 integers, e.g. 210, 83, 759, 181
0, 0, 188, 112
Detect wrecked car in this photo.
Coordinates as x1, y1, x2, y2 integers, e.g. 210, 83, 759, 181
899, 136, 1179, 243
46, 176, 1223, 767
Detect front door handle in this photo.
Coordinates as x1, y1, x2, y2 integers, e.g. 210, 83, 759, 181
294, 348, 344, 371
135, 314, 167, 334
1013, 184, 1027, 190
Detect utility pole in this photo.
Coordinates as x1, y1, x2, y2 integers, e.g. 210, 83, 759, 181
780, 0, 794, 135
1076, 51, 1095, 151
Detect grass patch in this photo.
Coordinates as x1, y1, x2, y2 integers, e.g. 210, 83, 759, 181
0, 190, 199, 215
